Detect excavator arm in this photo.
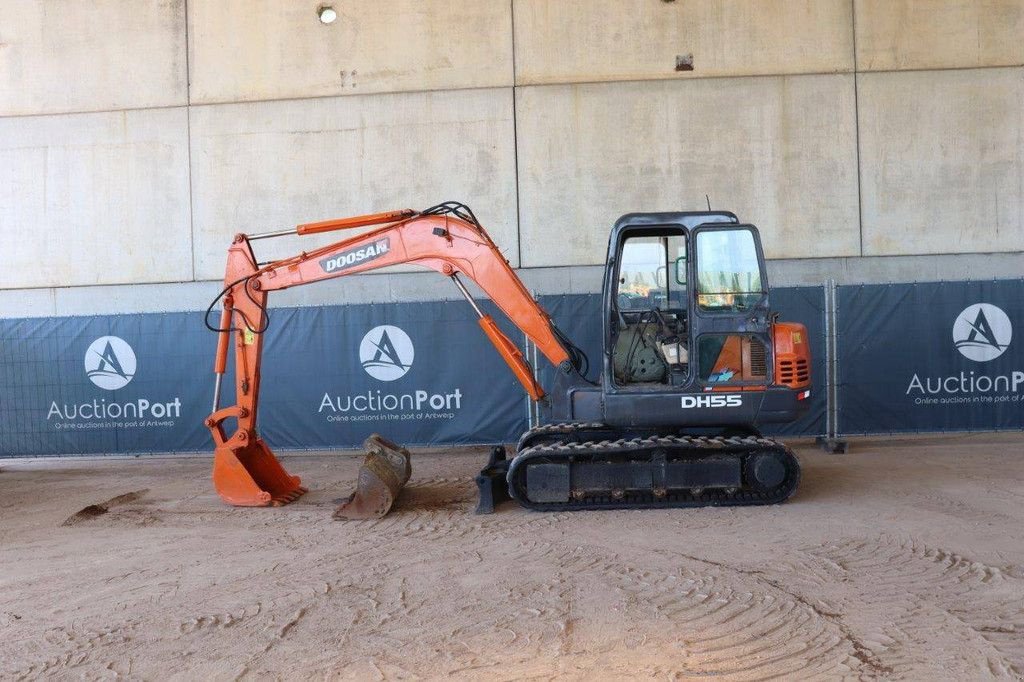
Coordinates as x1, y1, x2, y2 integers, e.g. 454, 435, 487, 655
205, 204, 573, 507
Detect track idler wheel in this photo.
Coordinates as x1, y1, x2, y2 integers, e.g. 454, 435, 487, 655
334, 434, 412, 520
746, 452, 788, 490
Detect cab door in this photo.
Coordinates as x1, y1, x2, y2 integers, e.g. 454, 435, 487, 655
688, 224, 773, 391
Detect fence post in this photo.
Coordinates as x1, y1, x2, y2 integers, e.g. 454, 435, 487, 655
817, 278, 848, 453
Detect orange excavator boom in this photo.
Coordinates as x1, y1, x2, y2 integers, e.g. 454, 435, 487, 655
206, 205, 571, 506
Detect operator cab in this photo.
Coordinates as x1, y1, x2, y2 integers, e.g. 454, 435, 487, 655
605, 212, 772, 392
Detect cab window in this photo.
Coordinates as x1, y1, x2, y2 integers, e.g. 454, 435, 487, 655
695, 229, 763, 312
617, 235, 687, 311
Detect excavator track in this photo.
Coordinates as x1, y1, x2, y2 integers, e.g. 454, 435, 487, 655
507, 432, 800, 512
516, 422, 614, 452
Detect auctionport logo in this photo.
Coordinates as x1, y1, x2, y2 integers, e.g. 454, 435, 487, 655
47, 335, 182, 426
906, 302, 1022, 405
360, 325, 413, 381
319, 324, 463, 423
953, 303, 1011, 362
85, 336, 136, 390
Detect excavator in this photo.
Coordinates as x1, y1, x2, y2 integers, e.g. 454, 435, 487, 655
204, 202, 811, 514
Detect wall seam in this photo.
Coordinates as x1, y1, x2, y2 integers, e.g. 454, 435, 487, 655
852, 0, 865, 257
510, 0, 523, 269
0, 65, 1020, 121
2, 250, 1021, 293
184, 0, 196, 281
4, 248, 1024, 294
5, 256, 1024, 318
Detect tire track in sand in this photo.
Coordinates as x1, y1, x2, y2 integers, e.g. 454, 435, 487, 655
802, 535, 1024, 678
341, 476, 572, 541
496, 540, 866, 680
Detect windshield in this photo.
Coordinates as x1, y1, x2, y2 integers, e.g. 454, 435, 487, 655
695, 229, 764, 312
617, 234, 687, 310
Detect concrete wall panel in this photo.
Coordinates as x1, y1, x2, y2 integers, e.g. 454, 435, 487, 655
0, 1, 186, 116
516, 75, 860, 266
0, 108, 192, 289
513, 0, 854, 85
856, 0, 1024, 72
188, 0, 512, 105
190, 88, 518, 280
859, 68, 1024, 256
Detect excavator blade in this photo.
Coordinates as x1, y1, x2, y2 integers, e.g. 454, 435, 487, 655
212, 439, 307, 507
334, 434, 412, 520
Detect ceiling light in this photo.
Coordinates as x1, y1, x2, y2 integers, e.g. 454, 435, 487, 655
318, 6, 337, 24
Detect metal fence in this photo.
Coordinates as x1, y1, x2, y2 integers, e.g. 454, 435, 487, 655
1, 279, 1021, 457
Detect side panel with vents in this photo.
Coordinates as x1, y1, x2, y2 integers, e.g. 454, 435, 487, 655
773, 322, 811, 389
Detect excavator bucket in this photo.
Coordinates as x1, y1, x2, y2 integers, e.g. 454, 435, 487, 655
334, 434, 411, 520
212, 439, 307, 507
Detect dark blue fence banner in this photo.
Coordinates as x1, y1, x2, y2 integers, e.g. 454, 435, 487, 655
836, 280, 1024, 434
535, 294, 603, 392
257, 300, 526, 450
0, 300, 526, 457
25, 278, 1019, 457
0, 313, 212, 456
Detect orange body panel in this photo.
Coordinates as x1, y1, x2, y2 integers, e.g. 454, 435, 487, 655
707, 335, 769, 392
709, 335, 743, 377
207, 210, 570, 506
773, 322, 811, 389
255, 213, 572, 366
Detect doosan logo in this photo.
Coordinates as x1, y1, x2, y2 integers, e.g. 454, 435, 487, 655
360, 325, 414, 381
85, 336, 136, 390
319, 239, 390, 274
953, 303, 1012, 362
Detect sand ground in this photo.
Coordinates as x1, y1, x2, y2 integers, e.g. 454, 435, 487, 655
1, 433, 1023, 681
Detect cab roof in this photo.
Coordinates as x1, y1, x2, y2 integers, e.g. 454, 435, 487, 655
612, 211, 739, 232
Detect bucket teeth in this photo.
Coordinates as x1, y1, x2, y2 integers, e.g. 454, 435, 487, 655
271, 487, 308, 506
334, 434, 412, 520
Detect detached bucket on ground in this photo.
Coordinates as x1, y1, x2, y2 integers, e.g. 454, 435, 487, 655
334, 434, 412, 520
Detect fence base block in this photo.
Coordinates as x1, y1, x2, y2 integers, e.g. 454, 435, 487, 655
816, 437, 849, 454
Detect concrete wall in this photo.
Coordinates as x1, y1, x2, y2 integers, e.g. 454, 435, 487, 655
0, 108, 192, 289
855, 0, 1024, 71
0, 1, 187, 116
188, 0, 513, 104
858, 67, 1024, 256
2, 0, 1023, 316
513, 0, 855, 84
189, 88, 518, 278
516, 75, 860, 265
